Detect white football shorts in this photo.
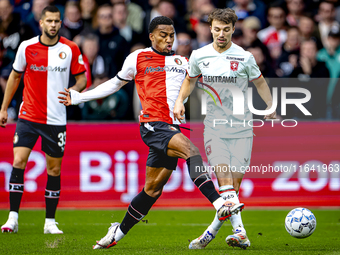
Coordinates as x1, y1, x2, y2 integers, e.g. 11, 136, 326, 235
204, 134, 253, 175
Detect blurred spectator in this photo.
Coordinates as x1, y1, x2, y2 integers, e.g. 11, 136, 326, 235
258, 4, 287, 60
81, 73, 129, 121
176, 32, 192, 58
248, 46, 277, 119
289, 39, 330, 119
298, 15, 323, 50
112, 2, 145, 47
317, 1, 339, 50
111, 0, 145, 34
192, 15, 212, 50
59, 1, 84, 40
157, 0, 187, 33
242, 16, 271, 62
286, 0, 305, 26
231, 28, 244, 47
24, 0, 49, 36
188, 0, 214, 32
95, 3, 128, 77
80, 0, 97, 30
276, 26, 301, 77
81, 33, 108, 89
317, 25, 340, 118
227, 0, 267, 29
0, 0, 33, 54
249, 46, 277, 78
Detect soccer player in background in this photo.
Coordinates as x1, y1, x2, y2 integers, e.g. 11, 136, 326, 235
58, 16, 244, 249
0, 6, 87, 234
174, 8, 276, 249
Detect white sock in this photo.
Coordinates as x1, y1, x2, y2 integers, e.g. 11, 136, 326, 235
212, 197, 225, 210
9, 211, 18, 220
115, 226, 125, 242
205, 225, 218, 236
219, 187, 245, 231
210, 212, 224, 232
45, 218, 55, 224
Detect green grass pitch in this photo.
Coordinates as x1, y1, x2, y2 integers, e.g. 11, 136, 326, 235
0, 209, 339, 254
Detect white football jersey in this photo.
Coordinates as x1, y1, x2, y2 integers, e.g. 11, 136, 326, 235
188, 43, 262, 138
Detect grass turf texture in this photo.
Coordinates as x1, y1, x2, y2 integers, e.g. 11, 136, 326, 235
0, 209, 339, 254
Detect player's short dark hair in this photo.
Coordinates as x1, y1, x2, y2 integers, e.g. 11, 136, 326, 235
148, 16, 174, 34
208, 8, 238, 27
41, 5, 61, 18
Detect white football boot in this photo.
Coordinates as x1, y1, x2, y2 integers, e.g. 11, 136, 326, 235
189, 228, 215, 249
217, 202, 244, 221
93, 222, 120, 249
44, 222, 63, 234
1, 217, 18, 233
226, 227, 250, 249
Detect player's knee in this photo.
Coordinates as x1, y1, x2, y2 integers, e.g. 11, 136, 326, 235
144, 186, 163, 199
47, 167, 61, 176
189, 145, 200, 157
13, 157, 28, 169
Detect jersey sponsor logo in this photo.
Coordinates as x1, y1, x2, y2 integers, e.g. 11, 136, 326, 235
226, 56, 244, 61
59, 52, 66, 59
202, 75, 237, 83
78, 54, 84, 65
174, 58, 182, 65
30, 64, 67, 72
144, 66, 186, 74
230, 61, 239, 71
145, 56, 153, 59
31, 52, 38, 56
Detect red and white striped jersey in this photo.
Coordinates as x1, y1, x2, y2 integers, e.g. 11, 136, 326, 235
13, 36, 86, 125
117, 47, 188, 124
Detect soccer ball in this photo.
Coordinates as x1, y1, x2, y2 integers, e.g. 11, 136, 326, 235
285, 208, 316, 238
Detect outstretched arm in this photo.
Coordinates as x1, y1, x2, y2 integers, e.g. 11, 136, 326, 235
58, 76, 128, 106
0, 70, 22, 127
253, 76, 276, 119
173, 75, 198, 122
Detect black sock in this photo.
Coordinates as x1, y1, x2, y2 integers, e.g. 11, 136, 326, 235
45, 175, 60, 219
186, 155, 220, 203
9, 167, 25, 212
120, 189, 157, 235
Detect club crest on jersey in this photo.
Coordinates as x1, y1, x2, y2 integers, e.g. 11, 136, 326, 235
206, 145, 212, 156
13, 133, 19, 144
168, 125, 178, 131
59, 52, 66, 59
230, 61, 239, 71
174, 58, 182, 65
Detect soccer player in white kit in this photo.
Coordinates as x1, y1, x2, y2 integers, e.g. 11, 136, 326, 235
174, 8, 276, 249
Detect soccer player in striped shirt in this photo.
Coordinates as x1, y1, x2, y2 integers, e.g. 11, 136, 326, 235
58, 16, 244, 249
0, 6, 87, 234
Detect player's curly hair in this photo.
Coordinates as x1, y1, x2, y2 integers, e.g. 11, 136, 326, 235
148, 16, 174, 34
208, 8, 238, 27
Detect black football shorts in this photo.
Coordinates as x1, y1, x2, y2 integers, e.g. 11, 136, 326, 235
140, 121, 182, 170
13, 118, 66, 157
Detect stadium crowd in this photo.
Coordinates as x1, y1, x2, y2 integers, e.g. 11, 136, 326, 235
1, 0, 340, 121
